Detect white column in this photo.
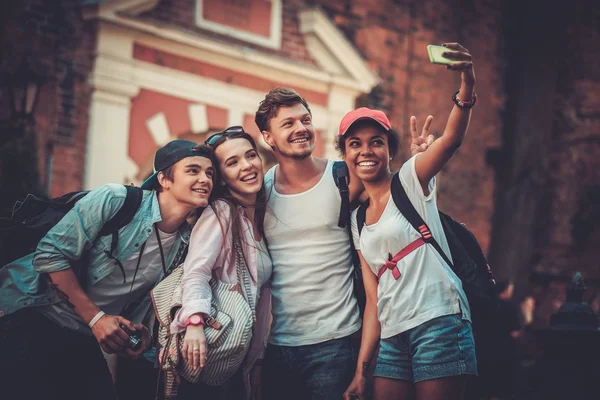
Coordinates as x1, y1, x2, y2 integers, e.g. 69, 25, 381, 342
85, 84, 139, 189
189, 104, 208, 133
227, 107, 244, 128
324, 85, 358, 160
85, 22, 140, 189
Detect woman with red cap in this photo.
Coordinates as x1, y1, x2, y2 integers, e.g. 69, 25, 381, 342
339, 42, 478, 400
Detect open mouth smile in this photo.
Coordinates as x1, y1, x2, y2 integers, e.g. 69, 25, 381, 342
289, 137, 309, 144
357, 160, 379, 168
241, 173, 258, 182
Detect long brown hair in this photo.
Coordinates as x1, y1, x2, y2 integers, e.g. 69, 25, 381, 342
207, 129, 269, 282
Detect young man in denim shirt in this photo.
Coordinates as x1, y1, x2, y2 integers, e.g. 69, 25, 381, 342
0, 140, 215, 400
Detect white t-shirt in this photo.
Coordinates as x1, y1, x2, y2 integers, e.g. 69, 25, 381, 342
351, 155, 471, 339
264, 160, 361, 346
40, 226, 177, 333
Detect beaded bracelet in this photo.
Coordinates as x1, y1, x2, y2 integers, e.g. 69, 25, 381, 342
452, 90, 477, 109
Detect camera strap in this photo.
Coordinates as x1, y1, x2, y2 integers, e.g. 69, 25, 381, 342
122, 239, 147, 314
122, 223, 167, 315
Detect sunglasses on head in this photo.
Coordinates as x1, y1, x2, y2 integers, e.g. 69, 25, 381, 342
204, 126, 245, 146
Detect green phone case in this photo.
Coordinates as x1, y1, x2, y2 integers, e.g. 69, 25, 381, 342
427, 45, 453, 65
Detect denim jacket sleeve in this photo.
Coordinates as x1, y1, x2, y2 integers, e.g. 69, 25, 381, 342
33, 184, 127, 274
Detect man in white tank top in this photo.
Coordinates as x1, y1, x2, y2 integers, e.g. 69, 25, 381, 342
254, 88, 433, 399
254, 88, 366, 399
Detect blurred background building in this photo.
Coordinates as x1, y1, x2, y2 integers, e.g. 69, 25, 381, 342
1, 0, 599, 330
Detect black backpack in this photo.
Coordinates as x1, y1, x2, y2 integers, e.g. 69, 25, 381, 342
356, 172, 498, 331
333, 161, 366, 316
0, 186, 143, 288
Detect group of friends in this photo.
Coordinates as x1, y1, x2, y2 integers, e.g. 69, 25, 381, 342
0, 42, 478, 400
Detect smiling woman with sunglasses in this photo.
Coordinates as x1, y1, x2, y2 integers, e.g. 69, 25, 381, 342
169, 126, 272, 400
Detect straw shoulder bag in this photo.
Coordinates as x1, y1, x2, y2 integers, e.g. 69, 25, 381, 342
151, 238, 255, 398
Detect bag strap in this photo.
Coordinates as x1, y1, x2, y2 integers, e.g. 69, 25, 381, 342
378, 237, 427, 280
356, 199, 369, 237
333, 161, 365, 308
390, 172, 454, 269
233, 232, 256, 322
99, 186, 144, 238
333, 161, 351, 229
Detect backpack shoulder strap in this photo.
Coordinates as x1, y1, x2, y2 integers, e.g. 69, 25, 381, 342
390, 172, 425, 231
356, 199, 369, 237
98, 186, 144, 239
390, 173, 453, 268
78, 186, 144, 289
332, 161, 350, 228
99, 185, 144, 270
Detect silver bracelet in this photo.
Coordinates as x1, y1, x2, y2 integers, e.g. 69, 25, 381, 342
88, 310, 106, 328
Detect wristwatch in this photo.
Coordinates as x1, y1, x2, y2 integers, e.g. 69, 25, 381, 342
185, 314, 205, 327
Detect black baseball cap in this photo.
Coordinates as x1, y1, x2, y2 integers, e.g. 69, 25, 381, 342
141, 140, 212, 190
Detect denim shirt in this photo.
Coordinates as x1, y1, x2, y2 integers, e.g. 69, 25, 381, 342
0, 184, 190, 323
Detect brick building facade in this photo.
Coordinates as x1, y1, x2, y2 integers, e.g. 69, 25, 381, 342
1, 0, 599, 324
0, 0, 97, 197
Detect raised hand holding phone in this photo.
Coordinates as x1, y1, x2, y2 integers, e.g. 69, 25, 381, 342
436, 42, 475, 85
412, 42, 475, 191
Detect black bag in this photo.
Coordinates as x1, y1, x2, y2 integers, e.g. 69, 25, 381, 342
0, 186, 143, 288
356, 172, 497, 331
333, 161, 366, 316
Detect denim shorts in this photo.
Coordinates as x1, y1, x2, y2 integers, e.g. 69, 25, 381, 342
374, 314, 477, 383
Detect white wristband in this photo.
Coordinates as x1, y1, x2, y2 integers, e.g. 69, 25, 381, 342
88, 311, 105, 328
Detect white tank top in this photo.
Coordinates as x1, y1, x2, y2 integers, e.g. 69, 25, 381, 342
264, 160, 361, 346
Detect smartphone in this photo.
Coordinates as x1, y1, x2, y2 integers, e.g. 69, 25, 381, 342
427, 44, 454, 65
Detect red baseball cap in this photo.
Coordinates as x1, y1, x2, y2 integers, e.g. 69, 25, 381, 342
338, 107, 392, 136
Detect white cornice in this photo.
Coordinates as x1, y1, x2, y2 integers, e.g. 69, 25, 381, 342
299, 8, 380, 93
89, 5, 378, 95
115, 0, 160, 14
131, 32, 331, 94
83, 0, 160, 18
